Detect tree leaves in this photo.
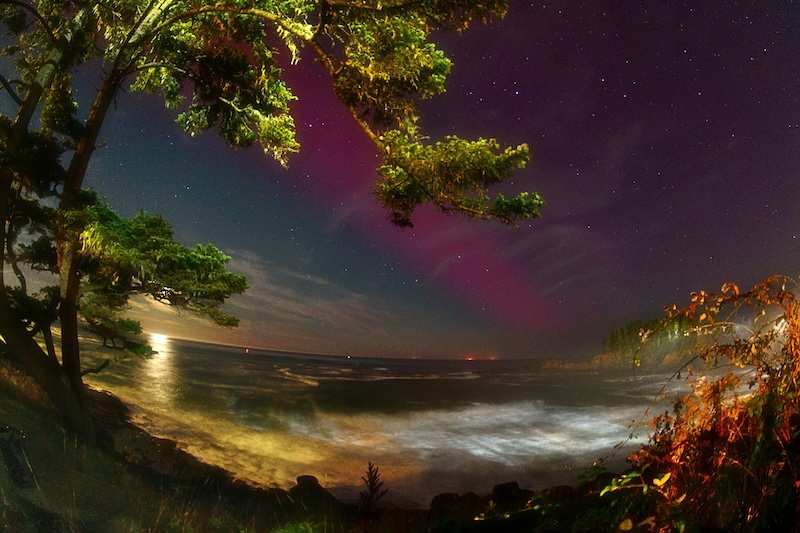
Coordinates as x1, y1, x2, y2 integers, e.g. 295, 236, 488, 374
375, 130, 538, 225
168, 37, 300, 163
3, 0, 537, 225
332, 12, 452, 127
79, 198, 247, 328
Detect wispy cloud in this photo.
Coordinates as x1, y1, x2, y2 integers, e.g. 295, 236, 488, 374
227, 250, 398, 329
128, 249, 409, 355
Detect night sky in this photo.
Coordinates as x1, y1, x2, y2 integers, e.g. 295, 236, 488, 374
84, 2, 800, 360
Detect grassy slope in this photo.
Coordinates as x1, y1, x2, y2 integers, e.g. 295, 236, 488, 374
0, 377, 157, 531
0, 360, 297, 531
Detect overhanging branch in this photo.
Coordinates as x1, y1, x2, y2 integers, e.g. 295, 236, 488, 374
80, 359, 110, 376
0, 74, 22, 106
0, 0, 60, 46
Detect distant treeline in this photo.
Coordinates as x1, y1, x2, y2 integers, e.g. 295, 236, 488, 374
603, 314, 695, 359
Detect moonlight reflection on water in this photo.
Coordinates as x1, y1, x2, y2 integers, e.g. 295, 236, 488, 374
138, 333, 177, 406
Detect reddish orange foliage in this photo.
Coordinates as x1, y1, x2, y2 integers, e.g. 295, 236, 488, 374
631, 275, 800, 531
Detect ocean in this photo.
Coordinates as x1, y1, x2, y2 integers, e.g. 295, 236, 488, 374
82, 335, 680, 507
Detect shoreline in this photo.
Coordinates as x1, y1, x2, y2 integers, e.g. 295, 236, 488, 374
77, 335, 641, 508
84, 378, 629, 509
87, 385, 552, 509
88, 384, 586, 495
79, 337, 633, 509
82, 385, 633, 532
0, 354, 635, 531
83, 387, 553, 524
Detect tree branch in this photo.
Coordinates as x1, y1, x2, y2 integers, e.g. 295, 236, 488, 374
307, 39, 380, 143
319, 0, 489, 31
5, 228, 27, 293
41, 325, 58, 362
80, 359, 110, 377
151, 5, 314, 45
0, 0, 60, 46
0, 74, 22, 106
10, 6, 90, 135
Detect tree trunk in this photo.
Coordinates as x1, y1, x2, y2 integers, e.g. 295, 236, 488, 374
51, 0, 177, 434
0, 177, 95, 442
0, 5, 99, 442
0, 0, 174, 443
56, 237, 92, 431
53, 65, 124, 444
0, 293, 95, 442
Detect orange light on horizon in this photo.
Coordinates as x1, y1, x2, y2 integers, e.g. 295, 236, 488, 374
461, 354, 499, 361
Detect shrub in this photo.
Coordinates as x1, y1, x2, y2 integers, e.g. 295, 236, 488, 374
622, 275, 800, 532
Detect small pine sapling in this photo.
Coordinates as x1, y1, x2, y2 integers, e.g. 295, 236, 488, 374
359, 462, 388, 513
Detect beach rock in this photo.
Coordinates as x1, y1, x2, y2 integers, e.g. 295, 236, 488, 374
429, 492, 459, 515
87, 388, 254, 491
296, 474, 320, 488
490, 481, 534, 512
86, 387, 307, 525
289, 475, 343, 513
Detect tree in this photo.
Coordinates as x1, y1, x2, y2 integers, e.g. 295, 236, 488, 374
0, 0, 543, 442
1, 186, 247, 441
359, 461, 388, 514
68, 196, 247, 356
602, 314, 695, 365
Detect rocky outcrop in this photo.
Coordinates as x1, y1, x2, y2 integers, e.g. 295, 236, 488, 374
289, 474, 348, 513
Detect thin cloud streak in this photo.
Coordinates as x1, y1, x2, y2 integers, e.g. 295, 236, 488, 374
226, 250, 400, 333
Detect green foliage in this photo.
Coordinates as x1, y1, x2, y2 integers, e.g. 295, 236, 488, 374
317, 0, 538, 225
39, 72, 83, 139
603, 314, 695, 365
333, 12, 452, 127
603, 318, 658, 356
80, 197, 247, 327
376, 130, 539, 226
271, 521, 319, 533
171, 40, 300, 165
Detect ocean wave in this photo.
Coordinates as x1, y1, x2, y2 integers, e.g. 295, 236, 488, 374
276, 367, 320, 387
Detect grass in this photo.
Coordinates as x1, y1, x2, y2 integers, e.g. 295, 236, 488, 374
0, 394, 331, 531
0, 385, 149, 531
